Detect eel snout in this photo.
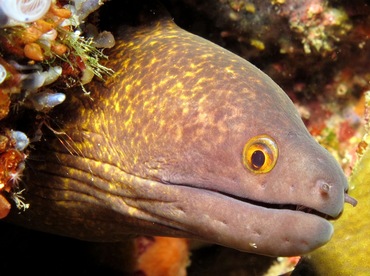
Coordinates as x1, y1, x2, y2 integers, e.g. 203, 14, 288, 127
317, 179, 357, 210
314, 179, 352, 218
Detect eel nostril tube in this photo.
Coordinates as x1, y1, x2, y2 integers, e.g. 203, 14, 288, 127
344, 193, 358, 207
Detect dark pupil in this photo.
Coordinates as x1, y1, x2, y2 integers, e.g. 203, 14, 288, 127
251, 150, 265, 169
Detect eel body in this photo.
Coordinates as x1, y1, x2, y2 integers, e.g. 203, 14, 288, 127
10, 3, 355, 257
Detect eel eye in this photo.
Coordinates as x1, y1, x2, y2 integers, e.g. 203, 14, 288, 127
242, 134, 278, 174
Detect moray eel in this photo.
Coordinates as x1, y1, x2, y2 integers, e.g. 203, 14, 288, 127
10, 2, 356, 257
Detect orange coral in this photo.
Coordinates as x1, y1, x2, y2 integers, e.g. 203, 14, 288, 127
0, 91, 10, 120
24, 42, 44, 61
0, 132, 28, 219
0, 149, 24, 190
20, 19, 54, 44
51, 42, 68, 55
5, 2, 73, 62
49, 4, 72, 19
135, 237, 189, 276
0, 194, 10, 219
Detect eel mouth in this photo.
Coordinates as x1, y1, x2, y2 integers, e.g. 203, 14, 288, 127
94, 177, 338, 256
218, 192, 335, 220
136, 183, 336, 256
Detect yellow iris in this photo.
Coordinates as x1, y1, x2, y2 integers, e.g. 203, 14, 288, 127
243, 134, 278, 173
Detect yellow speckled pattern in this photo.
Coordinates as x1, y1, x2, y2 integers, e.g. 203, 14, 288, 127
56, 17, 295, 184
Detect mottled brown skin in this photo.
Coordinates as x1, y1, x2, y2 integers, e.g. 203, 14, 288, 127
11, 15, 352, 256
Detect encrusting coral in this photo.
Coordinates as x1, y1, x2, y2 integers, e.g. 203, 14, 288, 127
0, 0, 114, 219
